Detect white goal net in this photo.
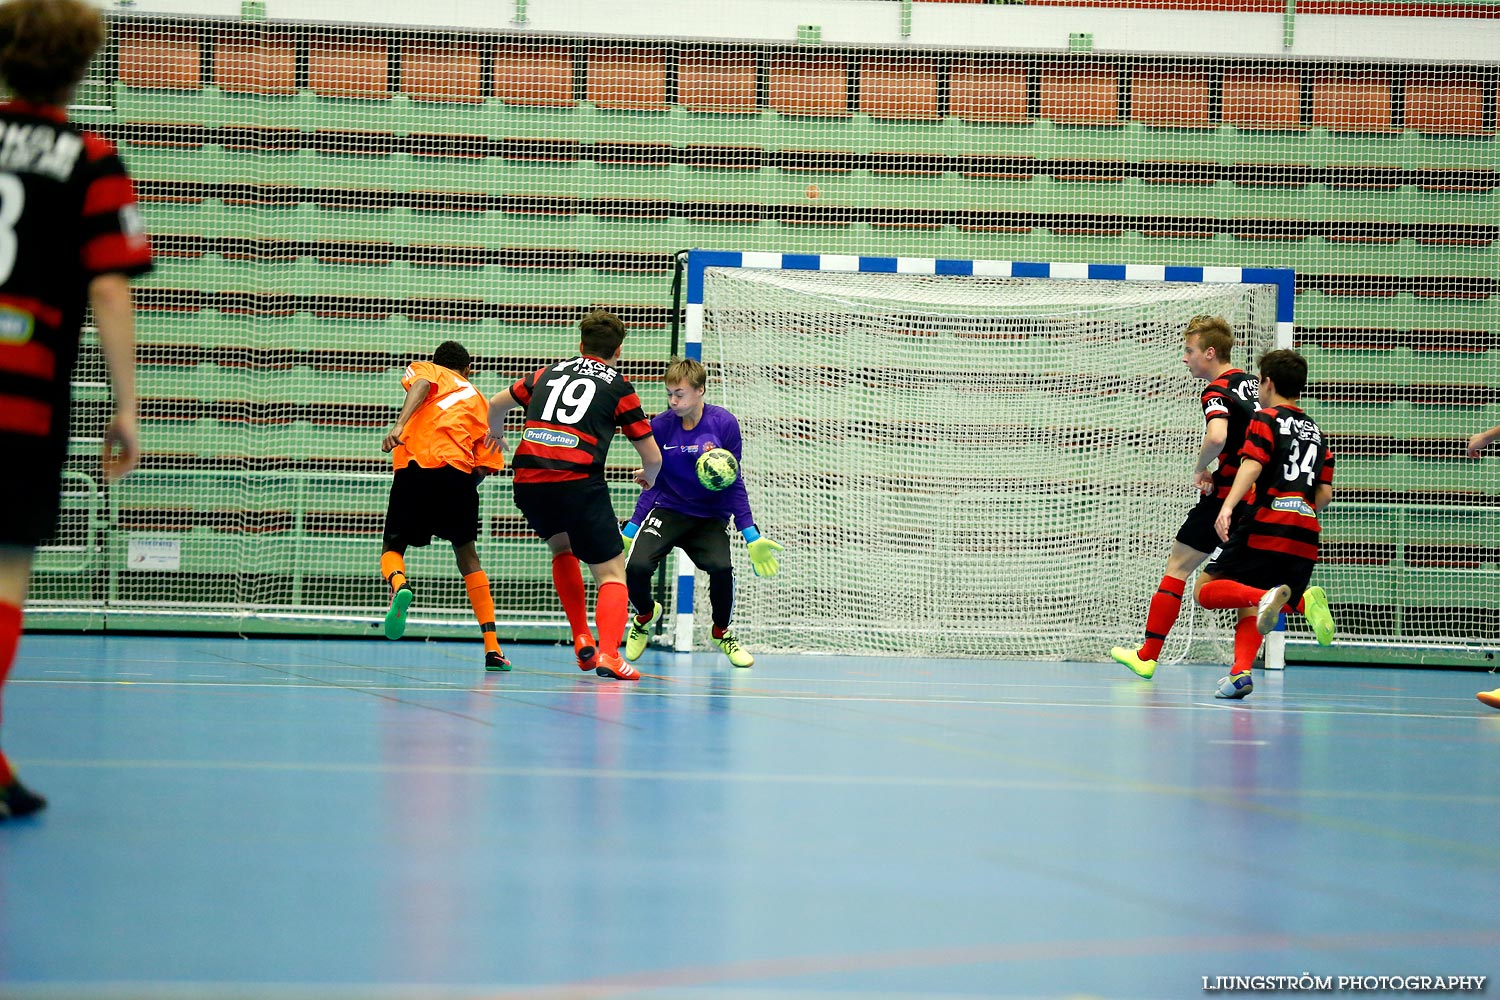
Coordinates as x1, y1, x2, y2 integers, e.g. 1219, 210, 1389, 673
696, 261, 1281, 661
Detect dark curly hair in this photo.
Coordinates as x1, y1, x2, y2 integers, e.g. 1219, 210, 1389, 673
0, 0, 104, 105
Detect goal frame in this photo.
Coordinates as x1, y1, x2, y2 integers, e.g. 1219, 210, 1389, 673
676, 249, 1296, 666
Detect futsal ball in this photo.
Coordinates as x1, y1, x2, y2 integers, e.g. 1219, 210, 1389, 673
696, 448, 739, 491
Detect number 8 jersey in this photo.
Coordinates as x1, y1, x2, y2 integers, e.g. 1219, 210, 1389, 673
1238, 403, 1335, 561
508, 355, 653, 485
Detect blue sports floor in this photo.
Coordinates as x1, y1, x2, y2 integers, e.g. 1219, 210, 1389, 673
1, 634, 1497, 999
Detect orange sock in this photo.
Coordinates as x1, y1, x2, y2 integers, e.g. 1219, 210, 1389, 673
551, 553, 591, 637
1232, 616, 1262, 673
464, 571, 501, 654
1139, 575, 1185, 662
381, 551, 408, 592
595, 580, 628, 657
1197, 578, 1263, 610
1, 601, 22, 786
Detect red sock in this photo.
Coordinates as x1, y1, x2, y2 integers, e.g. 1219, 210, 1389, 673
380, 551, 407, 592
0, 602, 23, 787
552, 553, 592, 638
1198, 579, 1265, 610
1138, 575, 1185, 662
1232, 616, 1262, 673
464, 571, 501, 654
1293, 596, 1305, 614
595, 580, 628, 657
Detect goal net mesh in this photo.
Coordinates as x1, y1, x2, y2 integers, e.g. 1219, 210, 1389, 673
698, 266, 1279, 660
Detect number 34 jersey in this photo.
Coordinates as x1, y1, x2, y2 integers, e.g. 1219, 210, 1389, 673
1238, 403, 1335, 561
508, 355, 653, 485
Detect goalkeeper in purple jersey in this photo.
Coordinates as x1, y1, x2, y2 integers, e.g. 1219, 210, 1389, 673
620, 358, 783, 667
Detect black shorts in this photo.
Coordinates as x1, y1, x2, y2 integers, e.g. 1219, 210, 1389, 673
626, 506, 733, 576
1176, 493, 1237, 554
1204, 530, 1317, 605
513, 479, 623, 565
2, 440, 63, 548
382, 464, 482, 550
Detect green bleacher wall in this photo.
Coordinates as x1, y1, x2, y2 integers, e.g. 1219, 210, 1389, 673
37, 17, 1499, 663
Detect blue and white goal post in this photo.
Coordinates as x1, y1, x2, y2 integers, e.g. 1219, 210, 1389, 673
677, 249, 1295, 667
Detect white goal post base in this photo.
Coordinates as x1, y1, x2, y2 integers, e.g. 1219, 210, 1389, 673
677, 249, 1295, 667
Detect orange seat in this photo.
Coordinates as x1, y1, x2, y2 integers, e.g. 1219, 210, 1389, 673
859, 57, 939, 122
768, 55, 849, 117
118, 26, 201, 91
679, 50, 758, 114
308, 35, 391, 100
1405, 71, 1491, 136
949, 59, 1029, 124
1311, 71, 1395, 134
493, 43, 574, 107
1131, 68, 1210, 128
402, 41, 483, 103
587, 45, 668, 111
1223, 69, 1304, 130
215, 30, 296, 95
1039, 63, 1121, 126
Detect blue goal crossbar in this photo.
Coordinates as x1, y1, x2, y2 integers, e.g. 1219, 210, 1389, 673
675, 249, 1296, 664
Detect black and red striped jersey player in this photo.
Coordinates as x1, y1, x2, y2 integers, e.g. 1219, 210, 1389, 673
1111, 316, 1261, 681
485, 309, 662, 682
1197, 348, 1336, 700
0, 0, 154, 820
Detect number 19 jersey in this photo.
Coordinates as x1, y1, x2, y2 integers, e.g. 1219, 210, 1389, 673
508, 355, 653, 485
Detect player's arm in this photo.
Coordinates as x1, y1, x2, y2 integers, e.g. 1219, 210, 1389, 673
1467, 425, 1500, 459
383, 379, 431, 453
1193, 416, 1229, 493
485, 388, 519, 452
718, 414, 783, 576
1214, 457, 1261, 542
1314, 483, 1333, 512
632, 434, 663, 489
90, 274, 140, 482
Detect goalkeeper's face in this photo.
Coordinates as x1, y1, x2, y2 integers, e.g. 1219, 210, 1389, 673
665, 381, 706, 421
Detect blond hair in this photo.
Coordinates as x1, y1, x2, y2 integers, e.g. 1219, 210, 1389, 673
1185, 315, 1235, 362
664, 357, 706, 391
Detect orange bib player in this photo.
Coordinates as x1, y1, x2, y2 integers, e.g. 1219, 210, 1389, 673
380, 341, 510, 671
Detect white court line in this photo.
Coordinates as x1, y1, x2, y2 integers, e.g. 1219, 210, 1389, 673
8, 676, 1488, 721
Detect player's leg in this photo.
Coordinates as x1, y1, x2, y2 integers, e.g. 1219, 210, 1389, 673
542, 533, 597, 671
453, 541, 509, 672
380, 470, 418, 640
566, 486, 637, 680
516, 483, 595, 669
679, 521, 752, 668
0, 546, 46, 819
442, 469, 508, 671
1196, 574, 1290, 633
1113, 499, 1219, 679
623, 508, 676, 662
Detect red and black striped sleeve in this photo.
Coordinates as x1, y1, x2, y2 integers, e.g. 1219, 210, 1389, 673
1319, 442, 1335, 486
509, 366, 547, 407
613, 378, 652, 440
1201, 382, 1232, 423
1240, 410, 1276, 466
79, 133, 152, 279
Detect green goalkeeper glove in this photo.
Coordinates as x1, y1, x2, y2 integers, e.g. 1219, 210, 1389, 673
745, 536, 784, 578
621, 521, 640, 554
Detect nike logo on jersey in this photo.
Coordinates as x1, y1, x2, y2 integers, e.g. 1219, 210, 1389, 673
662, 445, 678, 450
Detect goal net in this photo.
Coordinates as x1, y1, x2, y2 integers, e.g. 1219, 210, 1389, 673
688, 252, 1287, 662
